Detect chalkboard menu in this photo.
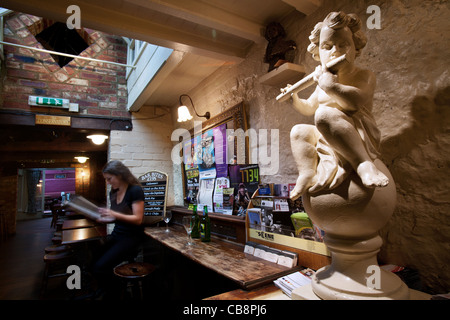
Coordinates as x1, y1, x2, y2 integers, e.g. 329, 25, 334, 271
139, 171, 168, 225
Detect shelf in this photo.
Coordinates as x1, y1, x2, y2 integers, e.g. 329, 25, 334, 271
259, 62, 305, 87
246, 190, 331, 270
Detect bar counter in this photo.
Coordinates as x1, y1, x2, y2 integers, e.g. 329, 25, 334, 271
144, 225, 300, 290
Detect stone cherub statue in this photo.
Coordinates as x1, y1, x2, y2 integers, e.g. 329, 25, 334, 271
264, 22, 297, 72
280, 11, 409, 300
287, 11, 389, 200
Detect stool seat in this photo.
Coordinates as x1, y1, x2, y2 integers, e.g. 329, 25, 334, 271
43, 250, 73, 262
51, 236, 62, 244
114, 262, 155, 279
45, 244, 70, 254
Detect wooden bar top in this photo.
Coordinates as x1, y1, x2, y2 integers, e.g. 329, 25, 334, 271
61, 225, 106, 245
62, 218, 96, 230
144, 226, 300, 290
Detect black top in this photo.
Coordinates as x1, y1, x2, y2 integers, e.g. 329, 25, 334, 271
110, 184, 145, 237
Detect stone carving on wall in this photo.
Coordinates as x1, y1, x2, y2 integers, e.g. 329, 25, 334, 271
264, 22, 297, 72
280, 11, 410, 300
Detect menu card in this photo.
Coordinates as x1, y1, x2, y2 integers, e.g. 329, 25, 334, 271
139, 171, 168, 225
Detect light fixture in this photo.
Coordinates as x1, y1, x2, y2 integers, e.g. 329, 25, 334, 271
75, 156, 89, 163
177, 94, 210, 122
87, 134, 108, 145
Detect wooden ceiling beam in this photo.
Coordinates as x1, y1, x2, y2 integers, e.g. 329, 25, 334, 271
2, 0, 250, 61
127, 0, 264, 43
281, 0, 322, 15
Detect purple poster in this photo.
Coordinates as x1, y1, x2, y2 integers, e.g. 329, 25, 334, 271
213, 124, 228, 177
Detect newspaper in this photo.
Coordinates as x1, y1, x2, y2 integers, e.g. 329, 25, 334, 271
63, 195, 115, 223
273, 270, 312, 298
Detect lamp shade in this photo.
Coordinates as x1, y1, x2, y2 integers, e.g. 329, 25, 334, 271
177, 105, 193, 122
74, 156, 89, 163
87, 134, 108, 145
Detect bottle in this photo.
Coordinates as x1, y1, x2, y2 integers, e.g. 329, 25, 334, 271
191, 204, 200, 239
200, 205, 211, 242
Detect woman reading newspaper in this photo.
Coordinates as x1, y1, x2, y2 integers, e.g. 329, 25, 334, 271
91, 160, 145, 299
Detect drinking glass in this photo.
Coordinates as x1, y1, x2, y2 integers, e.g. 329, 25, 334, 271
182, 216, 194, 245
164, 211, 172, 232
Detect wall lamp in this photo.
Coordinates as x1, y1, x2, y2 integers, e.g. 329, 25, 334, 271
177, 94, 210, 122
87, 134, 108, 145
74, 156, 89, 163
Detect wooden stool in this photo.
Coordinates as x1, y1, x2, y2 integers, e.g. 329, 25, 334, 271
51, 236, 62, 244
41, 250, 74, 298
55, 220, 64, 231
113, 262, 155, 300
45, 244, 70, 254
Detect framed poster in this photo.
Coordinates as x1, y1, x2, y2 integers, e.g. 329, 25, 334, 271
181, 102, 249, 214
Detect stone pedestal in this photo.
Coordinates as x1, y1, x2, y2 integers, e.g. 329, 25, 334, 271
301, 160, 411, 300
292, 284, 431, 300
308, 235, 410, 300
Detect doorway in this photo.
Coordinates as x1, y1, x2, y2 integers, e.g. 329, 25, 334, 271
16, 168, 77, 220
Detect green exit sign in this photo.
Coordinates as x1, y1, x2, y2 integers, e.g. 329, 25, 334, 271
29, 96, 70, 108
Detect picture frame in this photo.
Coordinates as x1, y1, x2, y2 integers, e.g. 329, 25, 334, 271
181, 101, 249, 212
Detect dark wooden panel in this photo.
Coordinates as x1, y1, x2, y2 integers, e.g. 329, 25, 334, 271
71, 116, 132, 131
0, 111, 132, 131
0, 112, 35, 126
169, 205, 246, 244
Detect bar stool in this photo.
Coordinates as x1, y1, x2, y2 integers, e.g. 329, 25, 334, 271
113, 262, 155, 300
41, 249, 74, 298
45, 244, 70, 254
51, 235, 62, 244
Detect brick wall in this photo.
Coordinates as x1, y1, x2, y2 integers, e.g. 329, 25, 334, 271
1, 12, 129, 119
0, 175, 18, 237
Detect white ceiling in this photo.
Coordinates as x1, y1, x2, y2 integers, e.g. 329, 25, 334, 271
2, 0, 322, 107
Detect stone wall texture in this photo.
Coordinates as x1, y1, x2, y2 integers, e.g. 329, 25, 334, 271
179, 0, 450, 293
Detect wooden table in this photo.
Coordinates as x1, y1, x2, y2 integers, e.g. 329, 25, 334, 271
62, 218, 96, 230
61, 226, 107, 245
144, 226, 300, 290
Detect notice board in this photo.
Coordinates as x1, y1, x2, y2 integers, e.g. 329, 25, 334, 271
139, 171, 168, 225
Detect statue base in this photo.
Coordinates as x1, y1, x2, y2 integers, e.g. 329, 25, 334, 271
299, 160, 412, 300
294, 234, 411, 300
292, 284, 431, 300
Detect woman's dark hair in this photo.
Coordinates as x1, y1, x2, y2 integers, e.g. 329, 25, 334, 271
102, 160, 140, 186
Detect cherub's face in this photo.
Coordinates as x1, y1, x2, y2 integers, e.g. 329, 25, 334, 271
319, 26, 356, 66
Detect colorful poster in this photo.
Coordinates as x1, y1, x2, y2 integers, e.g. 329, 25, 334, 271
213, 177, 230, 213
197, 178, 215, 212
182, 123, 228, 208
198, 130, 215, 172
213, 124, 228, 177
183, 137, 201, 205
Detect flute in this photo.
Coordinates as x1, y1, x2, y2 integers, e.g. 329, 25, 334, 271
276, 54, 348, 102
